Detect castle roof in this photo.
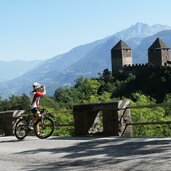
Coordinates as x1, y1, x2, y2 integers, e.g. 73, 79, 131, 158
148, 37, 169, 50
111, 40, 131, 50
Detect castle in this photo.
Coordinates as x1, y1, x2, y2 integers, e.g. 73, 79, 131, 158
111, 37, 171, 74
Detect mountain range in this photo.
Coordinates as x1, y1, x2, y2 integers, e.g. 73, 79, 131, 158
1, 22, 171, 98
0, 60, 41, 83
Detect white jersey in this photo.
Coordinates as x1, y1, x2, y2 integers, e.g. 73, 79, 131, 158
30, 91, 44, 109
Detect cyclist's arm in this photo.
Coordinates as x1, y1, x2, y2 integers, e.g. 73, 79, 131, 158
35, 91, 45, 96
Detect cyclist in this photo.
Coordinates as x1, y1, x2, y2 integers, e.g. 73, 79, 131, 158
29, 82, 46, 135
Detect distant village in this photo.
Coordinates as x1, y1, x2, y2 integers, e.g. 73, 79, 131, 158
111, 37, 171, 74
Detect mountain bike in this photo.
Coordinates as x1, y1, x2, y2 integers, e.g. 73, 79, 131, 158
14, 109, 55, 140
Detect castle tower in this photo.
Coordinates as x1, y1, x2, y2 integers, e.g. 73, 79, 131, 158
111, 40, 132, 73
148, 37, 170, 67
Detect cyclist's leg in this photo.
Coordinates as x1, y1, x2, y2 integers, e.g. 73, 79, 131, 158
35, 117, 54, 139
31, 108, 41, 134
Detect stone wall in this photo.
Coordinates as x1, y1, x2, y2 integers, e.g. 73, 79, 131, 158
73, 100, 132, 136
0, 110, 25, 136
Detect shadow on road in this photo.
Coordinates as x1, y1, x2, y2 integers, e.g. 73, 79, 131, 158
0, 139, 19, 143
15, 137, 171, 170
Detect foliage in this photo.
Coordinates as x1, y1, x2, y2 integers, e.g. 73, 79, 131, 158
53, 111, 74, 136
130, 92, 171, 137
0, 94, 30, 111
2, 67, 171, 137
54, 77, 112, 107
54, 86, 79, 109
39, 96, 60, 111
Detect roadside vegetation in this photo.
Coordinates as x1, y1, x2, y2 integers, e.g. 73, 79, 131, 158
1, 67, 171, 137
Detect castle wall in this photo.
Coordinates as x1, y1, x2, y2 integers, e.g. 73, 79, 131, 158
111, 50, 122, 72
148, 49, 170, 67
122, 49, 132, 65
111, 49, 132, 73
161, 49, 170, 65
148, 50, 162, 67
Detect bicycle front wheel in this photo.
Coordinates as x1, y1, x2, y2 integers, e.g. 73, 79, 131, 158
34, 117, 54, 139
14, 119, 29, 140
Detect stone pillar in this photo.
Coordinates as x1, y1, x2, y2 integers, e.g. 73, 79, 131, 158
4, 114, 13, 136
103, 110, 119, 136
73, 100, 132, 136
73, 109, 99, 136
0, 110, 25, 136
117, 100, 132, 137
121, 108, 132, 137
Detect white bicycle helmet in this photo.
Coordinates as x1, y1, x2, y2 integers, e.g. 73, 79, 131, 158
33, 82, 41, 89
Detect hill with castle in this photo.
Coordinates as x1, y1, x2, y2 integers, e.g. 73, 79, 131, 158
108, 37, 171, 102
111, 37, 171, 73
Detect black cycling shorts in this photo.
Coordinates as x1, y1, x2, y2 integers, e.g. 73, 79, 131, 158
31, 108, 40, 115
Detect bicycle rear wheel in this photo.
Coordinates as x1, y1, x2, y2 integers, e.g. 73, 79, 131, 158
14, 119, 29, 140
34, 117, 54, 139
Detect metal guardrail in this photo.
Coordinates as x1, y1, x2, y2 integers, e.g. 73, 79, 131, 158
120, 103, 171, 136
52, 110, 74, 127
55, 103, 171, 134
119, 103, 171, 111
55, 123, 74, 127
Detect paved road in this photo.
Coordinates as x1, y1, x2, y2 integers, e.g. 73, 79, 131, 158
1, 136, 171, 171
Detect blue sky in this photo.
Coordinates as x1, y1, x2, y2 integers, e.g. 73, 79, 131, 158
0, 0, 171, 61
